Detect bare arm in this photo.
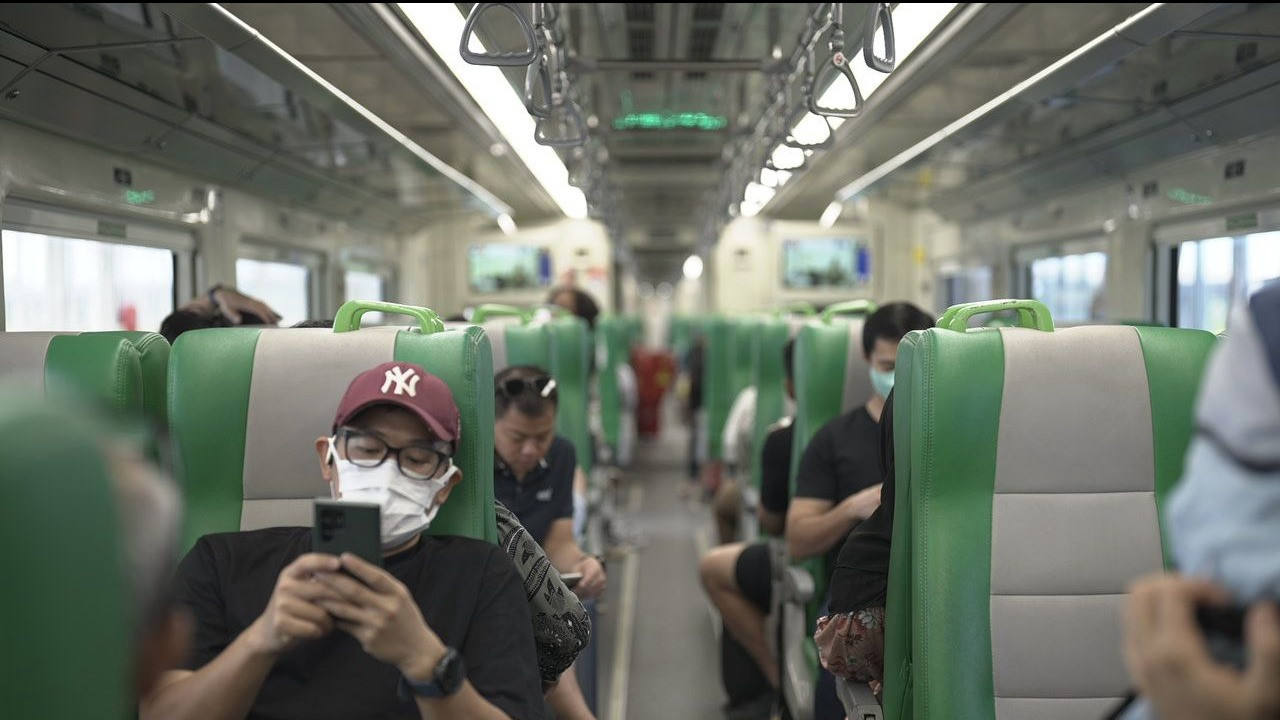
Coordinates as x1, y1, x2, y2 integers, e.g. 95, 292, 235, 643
140, 554, 342, 720
758, 508, 786, 537
785, 486, 881, 561
545, 518, 606, 599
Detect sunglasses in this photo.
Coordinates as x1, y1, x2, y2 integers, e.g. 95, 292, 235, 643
499, 375, 557, 399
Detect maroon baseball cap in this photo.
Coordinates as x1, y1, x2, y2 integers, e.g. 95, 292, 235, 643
332, 362, 461, 451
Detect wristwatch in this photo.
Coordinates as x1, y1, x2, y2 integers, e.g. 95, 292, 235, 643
398, 647, 465, 699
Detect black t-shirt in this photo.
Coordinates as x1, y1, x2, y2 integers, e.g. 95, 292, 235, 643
759, 421, 795, 518
493, 436, 576, 547
793, 406, 882, 582
174, 528, 545, 720
829, 393, 897, 614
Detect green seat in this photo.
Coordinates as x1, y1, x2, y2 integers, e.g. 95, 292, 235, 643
169, 301, 497, 551
883, 300, 1216, 720
705, 317, 760, 463
595, 315, 633, 462
0, 331, 147, 416
0, 399, 132, 718
97, 331, 171, 425
473, 304, 553, 372
781, 299, 877, 720
546, 314, 593, 472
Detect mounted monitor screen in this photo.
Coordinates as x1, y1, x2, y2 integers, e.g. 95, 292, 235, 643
468, 244, 552, 293
781, 238, 870, 289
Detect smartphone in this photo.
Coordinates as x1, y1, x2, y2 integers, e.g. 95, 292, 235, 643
560, 572, 583, 590
1196, 604, 1247, 668
312, 499, 382, 569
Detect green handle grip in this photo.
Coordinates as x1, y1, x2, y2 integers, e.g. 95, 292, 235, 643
938, 299, 1055, 333
777, 301, 818, 318
822, 299, 878, 323
472, 304, 535, 324
333, 301, 444, 334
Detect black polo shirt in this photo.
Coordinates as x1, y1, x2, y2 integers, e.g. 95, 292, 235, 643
492, 436, 576, 547
793, 406, 882, 583
173, 527, 545, 720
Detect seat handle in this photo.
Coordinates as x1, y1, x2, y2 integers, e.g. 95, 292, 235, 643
822, 299, 878, 323
777, 301, 818, 318
937, 299, 1055, 333
472, 303, 535, 324
333, 301, 444, 334
459, 2, 538, 67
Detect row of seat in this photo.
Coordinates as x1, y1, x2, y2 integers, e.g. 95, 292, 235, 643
774, 299, 1215, 720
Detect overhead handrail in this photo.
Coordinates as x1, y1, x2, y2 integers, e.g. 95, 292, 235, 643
459, 2, 537, 67
809, 3, 864, 118
863, 3, 896, 73
535, 100, 587, 147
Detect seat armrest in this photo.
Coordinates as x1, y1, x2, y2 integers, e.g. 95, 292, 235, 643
836, 677, 883, 720
783, 565, 815, 604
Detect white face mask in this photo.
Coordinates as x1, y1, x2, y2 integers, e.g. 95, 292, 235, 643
328, 439, 457, 548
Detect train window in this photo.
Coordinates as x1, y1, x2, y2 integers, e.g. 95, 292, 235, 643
1029, 252, 1107, 323
2, 230, 174, 332
235, 258, 312, 328
1175, 231, 1280, 333
343, 269, 389, 325
936, 265, 993, 310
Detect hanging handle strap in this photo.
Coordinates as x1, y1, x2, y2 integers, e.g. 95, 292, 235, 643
863, 3, 896, 73
459, 2, 537, 67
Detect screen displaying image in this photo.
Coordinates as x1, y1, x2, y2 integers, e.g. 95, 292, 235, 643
468, 244, 552, 293
781, 238, 869, 288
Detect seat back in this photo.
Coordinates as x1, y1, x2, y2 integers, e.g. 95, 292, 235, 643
750, 318, 792, 493
884, 300, 1215, 720
169, 301, 496, 551
0, 399, 132, 719
473, 304, 552, 372
596, 315, 631, 454
705, 317, 760, 462
96, 331, 171, 424
0, 331, 146, 416
546, 314, 592, 472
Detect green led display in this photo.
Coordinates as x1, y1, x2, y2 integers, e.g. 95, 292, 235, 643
1165, 187, 1212, 205
124, 189, 156, 205
613, 112, 727, 131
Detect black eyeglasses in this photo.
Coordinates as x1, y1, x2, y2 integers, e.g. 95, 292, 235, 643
335, 427, 452, 481
498, 375, 557, 399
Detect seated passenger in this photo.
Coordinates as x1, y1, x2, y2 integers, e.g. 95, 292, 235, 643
159, 285, 281, 343
785, 302, 932, 720
713, 383, 759, 544
142, 362, 545, 720
814, 393, 896, 693
1118, 284, 1280, 720
785, 303, 933, 571
491, 365, 608, 720
700, 340, 797, 705
548, 285, 600, 331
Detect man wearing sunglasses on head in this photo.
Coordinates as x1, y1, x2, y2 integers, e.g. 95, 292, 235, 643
492, 366, 606, 720
143, 362, 545, 720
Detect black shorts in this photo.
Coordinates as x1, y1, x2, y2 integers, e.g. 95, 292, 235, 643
734, 541, 773, 612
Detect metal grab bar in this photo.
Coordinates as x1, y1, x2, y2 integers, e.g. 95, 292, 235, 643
459, 2, 537, 67
863, 3, 896, 73
809, 3, 864, 118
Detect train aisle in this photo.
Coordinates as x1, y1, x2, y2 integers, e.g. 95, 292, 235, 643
602, 412, 722, 720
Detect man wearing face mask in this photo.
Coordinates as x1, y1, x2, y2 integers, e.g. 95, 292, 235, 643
785, 302, 933, 720
143, 362, 545, 720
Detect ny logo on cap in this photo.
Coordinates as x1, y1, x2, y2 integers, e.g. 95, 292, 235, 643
381, 366, 421, 397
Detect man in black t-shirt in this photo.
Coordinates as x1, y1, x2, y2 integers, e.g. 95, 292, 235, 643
786, 303, 934, 579
699, 340, 797, 708
786, 303, 933, 720
142, 362, 545, 720
492, 365, 606, 720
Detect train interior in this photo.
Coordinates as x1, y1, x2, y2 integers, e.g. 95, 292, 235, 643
1, 3, 1279, 720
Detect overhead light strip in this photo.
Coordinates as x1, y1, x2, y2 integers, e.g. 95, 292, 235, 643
399, 3, 588, 219
831, 3, 1220, 204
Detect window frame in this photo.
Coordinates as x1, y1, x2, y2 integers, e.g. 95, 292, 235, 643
0, 198, 196, 331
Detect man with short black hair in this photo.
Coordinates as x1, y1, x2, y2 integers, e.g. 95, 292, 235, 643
143, 361, 545, 720
492, 365, 606, 720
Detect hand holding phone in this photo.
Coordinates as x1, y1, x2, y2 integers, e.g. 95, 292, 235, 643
560, 572, 583, 590
313, 499, 382, 569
